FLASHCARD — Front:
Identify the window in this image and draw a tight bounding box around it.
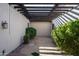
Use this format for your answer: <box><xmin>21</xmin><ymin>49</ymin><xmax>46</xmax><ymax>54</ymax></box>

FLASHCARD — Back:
<box><xmin>64</xmin><ymin>14</ymin><xmax>76</xmax><ymax>21</ymax></box>
<box><xmin>59</xmin><ymin>16</ymin><xmax>67</xmax><ymax>23</ymax></box>
<box><xmin>57</xmin><ymin>18</ymin><xmax>64</xmax><ymax>24</ymax></box>
<box><xmin>67</xmin><ymin>12</ymin><xmax>79</xmax><ymax>18</ymax></box>
<box><xmin>61</xmin><ymin>15</ymin><xmax>71</xmax><ymax>22</ymax></box>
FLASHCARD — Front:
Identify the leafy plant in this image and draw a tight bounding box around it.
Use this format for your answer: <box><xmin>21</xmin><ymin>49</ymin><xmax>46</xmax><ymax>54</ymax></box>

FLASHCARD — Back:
<box><xmin>23</xmin><ymin>35</ymin><xmax>29</xmax><ymax>44</ymax></box>
<box><xmin>25</xmin><ymin>27</ymin><xmax>37</xmax><ymax>39</ymax></box>
<box><xmin>23</xmin><ymin>27</ymin><xmax>37</xmax><ymax>44</ymax></box>
<box><xmin>51</xmin><ymin>20</ymin><xmax>79</xmax><ymax>55</ymax></box>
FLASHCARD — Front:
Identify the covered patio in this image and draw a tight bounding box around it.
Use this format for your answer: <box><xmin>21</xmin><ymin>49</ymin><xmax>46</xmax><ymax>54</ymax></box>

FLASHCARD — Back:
<box><xmin>8</xmin><ymin>37</ymin><xmax>65</xmax><ymax>56</ymax></box>
<box><xmin>0</xmin><ymin>3</ymin><xmax>79</xmax><ymax>56</ymax></box>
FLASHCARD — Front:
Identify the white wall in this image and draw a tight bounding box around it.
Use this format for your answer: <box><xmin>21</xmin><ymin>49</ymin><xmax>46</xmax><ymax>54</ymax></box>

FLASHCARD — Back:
<box><xmin>31</xmin><ymin>22</ymin><xmax>52</xmax><ymax>37</ymax></box>
<box><xmin>0</xmin><ymin>3</ymin><xmax>30</xmax><ymax>55</ymax></box>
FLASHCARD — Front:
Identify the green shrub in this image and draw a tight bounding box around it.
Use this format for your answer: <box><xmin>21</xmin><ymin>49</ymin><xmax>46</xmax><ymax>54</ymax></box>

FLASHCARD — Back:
<box><xmin>23</xmin><ymin>27</ymin><xmax>37</xmax><ymax>44</ymax></box>
<box><xmin>51</xmin><ymin>20</ymin><xmax>79</xmax><ymax>55</ymax></box>
<box><xmin>23</xmin><ymin>35</ymin><xmax>29</xmax><ymax>44</ymax></box>
<box><xmin>25</xmin><ymin>27</ymin><xmax>37</xmax><ymax>39</ymax></box>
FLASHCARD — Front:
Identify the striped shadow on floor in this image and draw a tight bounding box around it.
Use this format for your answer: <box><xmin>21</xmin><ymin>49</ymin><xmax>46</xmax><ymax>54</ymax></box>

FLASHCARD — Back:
<box><xmin>39</xmin><ymin>47</ymin><xmax>65</xmax><ymax>56</ymax></box>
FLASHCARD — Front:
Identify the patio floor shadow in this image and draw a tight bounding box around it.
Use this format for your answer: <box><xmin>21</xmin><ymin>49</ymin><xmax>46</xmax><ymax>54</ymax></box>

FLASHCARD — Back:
<box><xmin>7</xmin><ymin>37</ymin><xmax>66</xmax><ymax>56</ymax></box>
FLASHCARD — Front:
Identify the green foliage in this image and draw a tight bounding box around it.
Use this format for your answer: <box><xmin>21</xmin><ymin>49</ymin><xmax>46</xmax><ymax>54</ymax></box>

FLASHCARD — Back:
<box><xmin>51</xmin><ymin>20</ymin><xmax>79</xmax><ymax>55</ymax></box>
<box><xmin>25</xmin><ymin>27</ymin><xmax>37</xmax><ymax>39</ymax></box>
<box><xmin>23</xmin><ymin>35</ymin><xmax>29</xmax><ymax>44</ymax></box>
<box><xmin>23</xmin><ymin>27</ymin><xmax>37</xmax><ymax>44</ymax></box>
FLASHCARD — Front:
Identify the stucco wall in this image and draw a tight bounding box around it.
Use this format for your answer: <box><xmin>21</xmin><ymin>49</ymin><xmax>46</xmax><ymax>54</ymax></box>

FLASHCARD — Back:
<box><xmin>0</xmin><ymin>3</ymin><xmax>30</xmax><ymax>55</ymax></box>
<box><xmin>30</xmin><ymin>22</ymin><xmax>52</xmax><ymax>37</ymax></box>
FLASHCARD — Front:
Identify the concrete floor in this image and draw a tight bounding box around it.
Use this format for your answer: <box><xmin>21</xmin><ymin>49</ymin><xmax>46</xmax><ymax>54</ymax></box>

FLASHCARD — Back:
<box><xmin>7</xmin><ymin>37</ymin><xmax>65</xmax><ymax>56</ymax></box>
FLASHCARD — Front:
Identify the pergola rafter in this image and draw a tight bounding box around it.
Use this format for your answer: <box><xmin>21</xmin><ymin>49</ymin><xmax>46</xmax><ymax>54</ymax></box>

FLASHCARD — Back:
<box><xmin>9</xmin><ymin>3</ymin><xmax>79</xmax><ymax>22</ymax></box>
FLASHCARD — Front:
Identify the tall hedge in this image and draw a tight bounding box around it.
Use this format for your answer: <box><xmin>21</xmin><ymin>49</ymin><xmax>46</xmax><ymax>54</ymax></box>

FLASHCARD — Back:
<box><xmin>51</xmin><ymin>20</ymin><xmax>79</xmax><ymax>55</ymax></box>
